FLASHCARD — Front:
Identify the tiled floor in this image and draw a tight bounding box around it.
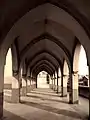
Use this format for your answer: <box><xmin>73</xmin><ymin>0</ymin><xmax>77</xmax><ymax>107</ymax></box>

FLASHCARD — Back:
<box><xmin>3</xmin><ymin>88</ymin><xmax>89</xmax><ymax>120</ymax></box>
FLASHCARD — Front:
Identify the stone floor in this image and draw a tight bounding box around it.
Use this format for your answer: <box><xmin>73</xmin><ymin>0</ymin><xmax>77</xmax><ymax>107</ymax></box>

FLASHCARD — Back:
<box><xmin>3</xmin><ymin>88</ymin><xmax>89</xmax><ymax>120</ymax></box>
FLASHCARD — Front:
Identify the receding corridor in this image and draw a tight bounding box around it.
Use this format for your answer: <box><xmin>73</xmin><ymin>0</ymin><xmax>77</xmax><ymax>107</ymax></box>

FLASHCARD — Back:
<box><xmin>3</xmin><ymin>88</ymin><xmax>88</xmax><ymax>120</ymax></box>
<box><xmin>1</xmin><ymin>1</ymin><xmax>90</xmax><ymax>119</ymax></box>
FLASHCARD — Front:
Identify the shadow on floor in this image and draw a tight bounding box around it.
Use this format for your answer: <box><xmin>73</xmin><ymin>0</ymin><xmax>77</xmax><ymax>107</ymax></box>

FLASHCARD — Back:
<box><xmin>26</xmin><ymin>94</ymin><xmax>68</xmax><ymax>104</ymax></box>
<box><xmin>30</xmin><ymin>91</ymin><xmax>60</xmax><ymax>97</ymax></box>
<box><xmin>33</xmin><ymin>89</ymin><xmax>57</xmax><ymax>93</ymax></box>
<box><xmin>20</xmin><ymin>100</ymin><xmax>83</xmax><ymax>119</ymax></box>
<box><xmin>3</xmin><ymin>109</ymin><xmax>26</xmax><ymax>120</ymax></box>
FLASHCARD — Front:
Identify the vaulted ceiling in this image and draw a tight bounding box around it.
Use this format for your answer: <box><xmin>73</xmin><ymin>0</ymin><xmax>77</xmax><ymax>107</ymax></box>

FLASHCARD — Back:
<box><xmin>1</xmin><ymin>0</ymin><xmax>90</xmax><ymax>76</ymax></box>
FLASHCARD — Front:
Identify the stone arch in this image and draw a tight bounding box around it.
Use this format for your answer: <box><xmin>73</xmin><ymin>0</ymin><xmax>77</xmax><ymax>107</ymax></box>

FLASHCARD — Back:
<box><xmin>31</xmin><ymin>60</ymin><xmax>56</xmax><ymax>73</ymax></box>
<box><xmin>72</xmin><ymin>43</ymin><xmax>89</xmax><ymax>103</ymax></box>
<box><xmin>33</xmin><ymin>63</ymin><xmax>54</xmax><ymax>75</ymax></box>
<box><xmin>33</xmin><ymin>64</ymin><xmax>53</xmax><ymax>76</ymax></box>
<box><xmin>28</xmin><ymin>52</ymin><xmax>59</xmax><ymax>70</ymax></box>
<box><xmin>20</xmin><ymin>33</ymin><xmax>71</xmax><ymax>70</ymax></box>
<box><xmin>27</xmin><ymin>51</ymin><xmax>61</xmax><ymax>71</ymax></box>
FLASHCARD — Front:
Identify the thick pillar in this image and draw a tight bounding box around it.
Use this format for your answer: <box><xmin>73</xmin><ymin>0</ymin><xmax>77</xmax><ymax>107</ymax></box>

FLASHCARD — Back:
<box><xmin>61</xmin><ymin>74</ymin><xmax>68</xmax><ymax>97</ymax></box>
<box><xmin>53</xmin><ymin>77</ymin><xmax>56</xmax><ymax>91</ymax></box>
<box><xmin>36</xmin><ymin>77</ymin><xmax>37</xmax><ymax>88</ymax></box>
<box><xmin>32</xmin><ymin>78</ymin><xmax>36</xmax><ymax>89</ymax></box>
<box><xmin>52</xmin><ymin>78</ymin><xmax>54</xmax><ymax>89</ymax></box>
<box><xmin>27</xmin><ymin>76</ymin><xmax>31</xmax><ymax>93</ymax></box>
<box><xmin>0</xmin><ymin>69</ymin><xmax>4</xmax><ymax>119</ymax></box>
<box><xmin>89</xmin><ymin>66</ymin><xmax>90</xmax><ymax>119</ymax></box>
<box><xmin>58</xmin><ymin>76</ymin><xmax>61</xmax><ymax>93</ymax></box>
<box><xmin>57</xmin><ymin>73</ymin><xmax>59</xmax><ymax>93</ymax></box>
<box><xmin>54</xmin><ymin>79</ymin><xmax>57</xmax><ymax>91</ymax></box>
<box><xmin>72</xmin><ymin>71</ymin><xmax>78</xmax><ymax>103</ymax></box>
<box><xmin>55</xmin><ymin>72</ymin><xmax>57</xmax><ymax>91</ymax></box>
<box><xmin>21</xmin><ymin>75</ymin><xmax>27</xmax><ymax>96</ymax></box>
<box><xmin>30</xmin><ymin>77</ymin><xmax>33</xmax><ymax>90</ymax></box>
<box><xmin>69</xmin><ymin>71</ymin><xmax>78</xmax><ymax>104</ymax></box>
<box><xmin>52</xmin><ymin>74</ymin><xmax>55</xmax><ymax>90</ymax></box>
<box><xmin>0</xmin><ymin>92</ymin><xmax>3</xmax><ymax>119</ymax></box>
<box><xmin>49</xmin><ymin>76</ymin><xmax>52</xmax><ymax>89</ymax></box>
<box><xmin>12</xmin><ymin>71</ymin><xmax>20</xmax><ymax>103</ymax></box>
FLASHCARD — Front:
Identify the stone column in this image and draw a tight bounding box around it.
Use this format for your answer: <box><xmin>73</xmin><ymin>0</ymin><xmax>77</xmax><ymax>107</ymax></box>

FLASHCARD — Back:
<box><xmin>33</xmin><ymin>78</ymin><xmax>36</xmax><ymax>89</ymax></box>
<box><xmin>61</xmin><ymin>73</ymin><xmax>68</xmax><ymax>97</ymax></box>
<box><xmin>52</xmin><ymin>78</ymin><xmax>54</xmax><ymax>89</ymax></box>
<box><xmin>72</xmin><ymin>71</ymin><xmax>78</xmax><ymax>103</ymax></box>
<box><xmin>0</xmin><ymin>92</ymin><xmax>3</xmax><ymax>119</ymax></box>
<box><xmin>35</xmin><ymin>78</ymin><xmax>37</xmax><ymax>88</ymax></box>
<box><xmin>32</xmin><ymin>78</ymin><xmax>34</xmax><ymax>89</ymax></box>
<box><xmin>55</xmin><ymin>72</ymin><xmax>57</xmax><ymax>91</ymax></box>
<box><xmin>21</xmin><ymin>74</ymin><xmax>27</xmax><ymax>96</ymax></box>
<box><xmin>57</xmin><ymin>73</ymin><xmax>59</xmax><ymax>93</ymax></box>
<box><xmin>27</xmin><ymin>76</ymin><xmax>31</xmax><ymax>93</ymax></box>
<box><xmin>89</xmin><ymin>66</ymin><xmax>90</xmax><ymax>119</ymax></box>
<box><xmin>52</xmin><ymin>74</ymin><xmax>55</xmax><ymax>90</ymax></box>
<box><xmin>58</xmin><ymin>76</ymin><xmax>61</xmax><ymax>93</ymax></box>
<box><xmin>12</xmin><ymin>70</ymin><xmax>20</xmax><ymax>103</ymax></box>
<box><xmin>0</xmin><ymin>66</ymin><xmax>4</xmax><ymax>119</ymax></box>
<box><xmin>49</xmin><ymin>76</ymin><xmax>52</xmax><ymax>89</ymax></box>
<box><xmin>69</xmin><ymin>71</ymin><xmax>78</xmax><ymax>104</ymax></box>
<box><xmin>53</xmin><ymin>76</ymin><xmax>55</xmax><ymax>91</ymax></box>
<box><xmin>54</xmin><ymin>78</ymin><xmax>57</xmax><ymax>91</ymax></box>
<box><xmin>30</xmin><ymin>77</ymin><xmax>33</xmax><ymax>90</ymax></box>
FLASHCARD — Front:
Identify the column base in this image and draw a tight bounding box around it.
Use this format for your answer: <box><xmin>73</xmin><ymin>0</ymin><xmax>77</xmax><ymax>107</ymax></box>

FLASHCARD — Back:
<box><xmin>55</xmin><ymin>85</ymin><xmax>57</xmax><ymax>91</ymax></box>
<box><xmin>61</xmin><ymin>87</ymin><xmax>67</xmax><ymax>97</ymax></box>
<box><xmin>11</xmin><ymin>89</ymin><xmax>20</xmax><ymax>103</ymax></box>
<box><xmin>69</xmin><ymin>100</ymin><xmax>79</xmax><ymax>104</ymax></box>
<box><xmin>27</xmin><ymin>86</ymin><xmax>30</xmax><ymax>93</ymax></box>
<box><xmin>69</xmin><ymin>89</ymin><xmax>78</xmax><ymax>104</ymax></box>
<box><xmin>49</xmin><ymin>84</ymin><xmax>52</xmax><ymax>89</ymax></box>
<box><xmin>21</xmin><ymin>87</ymin><xmax>27</xmax><ymax>96</ymax></box>
<box><xmin>57</xmin><ymin>86</ymin><xmax>61</xmax><ymax>93</ymax></box>
<box><xmin>52</xmin><ymin>85</ymin><xmax>55</xmax><ymax>90</ymax></box>
<box><xmin>29</xmin><ymin>84</ymin><xmax>36</xmax><ymax>91</ymax></box>
<box><xmin>0</xmin><ymin>92</ymin><xmax>3</xmax><ymax>119</ymax></box>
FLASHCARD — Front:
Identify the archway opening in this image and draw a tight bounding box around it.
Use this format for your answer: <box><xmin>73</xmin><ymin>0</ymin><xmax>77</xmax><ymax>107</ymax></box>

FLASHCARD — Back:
<box><xmin>63</xmin><ymin>60</ymin><xmax>69</xmax><ymax>97</ymax></box>
<box><xmin>73</xmin><ymin>44</ymin><xmax>89</xmax><ymax>115</ymax></box>
<box><xmin>37</xmin><ymin>71</ymin><xmax>49</xmax><ymax>88</ymax></box>
<box><xmin>4</xmin><ymin>48</ymin><xmax>12</xmax><ymax>102</ymax></box>
<box><xmin>78</xmin><ymin>45</ymin><xmax>89</xmax><ymax>87</ymax></box>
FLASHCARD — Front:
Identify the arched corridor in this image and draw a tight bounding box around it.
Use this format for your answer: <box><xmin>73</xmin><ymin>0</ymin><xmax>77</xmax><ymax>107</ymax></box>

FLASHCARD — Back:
<box><xmin>0</xmin><ymin>1</ymin><xmax>90</xmax><ymax>120</ymax></box>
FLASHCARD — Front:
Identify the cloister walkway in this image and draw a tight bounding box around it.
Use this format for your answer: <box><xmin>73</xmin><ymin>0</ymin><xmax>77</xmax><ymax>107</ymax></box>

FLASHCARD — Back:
<box><xmin>3</xmin><ymin>88</ymin><xmax>89</xmax><ymax>120</ymax></box>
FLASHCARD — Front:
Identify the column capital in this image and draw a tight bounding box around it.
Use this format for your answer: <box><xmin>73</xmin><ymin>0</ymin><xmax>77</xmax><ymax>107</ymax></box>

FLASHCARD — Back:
<box><xmin>73</xmin><ymin>71</ymin><xmax>78</xmax><ymax>75</ymax></box>
<box><xmin>22</xmin><ymin>74</ymin><xmax>27</xmax><ymax>78</ymax></box>
<box><xmin>27</xmin><ymin>76</ymin><xmax>30</xmax><ymax>78</ymax></box>
<box><xmin>63</xmin><ymin>74</ymin><xmax>68</xmax><ymax>77</ymax></box>
<box><xmin>13</xmin><ymin>70</ymin><xmax>19</xmax><ymax>76</ymax></box>
<box><xmin>58</xmin><ymin>76</ymin><xmax>61</xmax><ymax>78</ymax></box>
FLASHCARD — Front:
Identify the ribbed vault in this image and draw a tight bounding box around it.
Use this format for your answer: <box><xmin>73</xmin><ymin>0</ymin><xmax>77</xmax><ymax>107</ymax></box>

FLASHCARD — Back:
<box><xmin>31</xmin><ymin>60</ymin><xmax>56</xmax><ymax>73</ymax></box>
<box><xmin>1</xmin><ymin>2</ymin><xmax>90</xmax><ymax>77</ymax></box>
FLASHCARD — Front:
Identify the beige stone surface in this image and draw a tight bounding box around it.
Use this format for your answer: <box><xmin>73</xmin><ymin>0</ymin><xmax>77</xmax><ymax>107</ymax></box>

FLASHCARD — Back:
<box><xmin>3</xmin><ymin>88</ymin><xmax>89</xmax><ymax>120</ymax></box>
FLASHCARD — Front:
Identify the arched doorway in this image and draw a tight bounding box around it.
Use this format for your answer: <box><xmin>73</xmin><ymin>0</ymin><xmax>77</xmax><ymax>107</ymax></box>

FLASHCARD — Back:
<box><xmin>4</xmin><ymin>48</ymin><xmax>12</xmax><ymax>102</ymax></box>
<box><xmin>37</xmin><ymin>71</ymin><xmax>49</xmax><ymax>88</ymax></box>
<box><xmin>73</xmin><ymin>44</ymin><xmax>89</xmax><ymax>104</ymax></box>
